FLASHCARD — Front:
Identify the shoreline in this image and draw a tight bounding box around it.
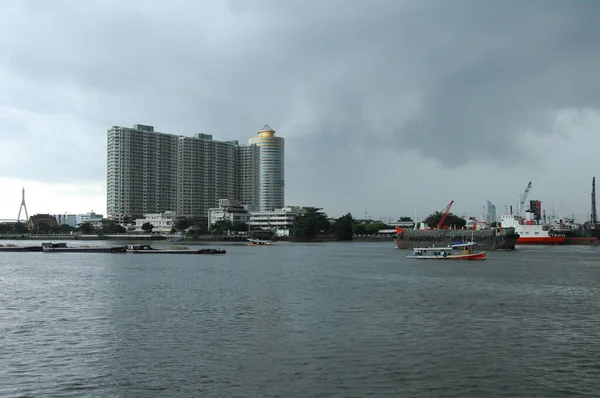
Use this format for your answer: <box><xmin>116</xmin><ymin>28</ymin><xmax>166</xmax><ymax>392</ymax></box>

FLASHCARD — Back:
<box><xmin>0</xmin><ymin>234</ymin><xmax>396</xmax><ymax>243</ymax></box>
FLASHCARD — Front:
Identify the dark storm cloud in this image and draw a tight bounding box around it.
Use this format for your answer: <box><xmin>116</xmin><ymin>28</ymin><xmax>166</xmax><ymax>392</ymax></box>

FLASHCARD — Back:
<box><xmin>0</xmin><ymin>0</ymin><xmax>599</xmax><ymax>182</ymax></box>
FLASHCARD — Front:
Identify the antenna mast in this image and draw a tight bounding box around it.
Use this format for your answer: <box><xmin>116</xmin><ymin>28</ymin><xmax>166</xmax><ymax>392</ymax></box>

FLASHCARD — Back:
<box><xmin>591</xmin><ymin>176</ymin><xmax>597</xmax><ymax>228</ymax></box>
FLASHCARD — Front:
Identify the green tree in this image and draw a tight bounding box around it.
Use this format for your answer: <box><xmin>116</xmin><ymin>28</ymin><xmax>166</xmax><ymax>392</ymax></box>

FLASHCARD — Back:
<box><xmin>230</xmin><ymin>222</ymin><xmax>248</xmax><ymax>232</ymax></box>
<box><xmin>174</xmin><ymin>217</ymin><xmax>193</xmax><ymax>231</ymax></box>
<box><xmin>79</xmin><ymin>222</ymin><xmax>94</xmax><ymax>234</ymax></box>
<box><xmin>293</xmin><ymin>207</ymin><xmax>330</xmax><ymax>241</ymax></box>
<box><xmin>211</xmin><ymin>219</ymin><xmax>233</xmax><ymax>235</ymax></box>
<box><xmin>141</xmin><ymin>222</ymin><xmax>154</xmax><ymax>233</ymax></box>
<box><xmin>34</xmin><ymin>222</ymin><xmax>51</xmax><ymax>234</ymax></box>
<box><xmin>14</xmin><ymin>222</ymin><xmax>29</xmax><ymax>234</ymax></box>
<box><xmin>364</xmin><ymin>221</ymin><xmax>390</xmax><ymax>234</ymax></box>
<box><xmin>0</xmin><ymin>223</ymin><xmax>11</xmax><ymax>234</ymax></box>
<box><xmin>334</xmin><ymin>213</ymin><xmax>354</xmax><ymax>241</ymax></box>
<box><xmin>59</xmin><ymin>224</ymin><xmax>75</xmax><ymax>234</ymax></box>
<box><xmin>352</xmin><ymin>222</ymin><xmax>367</xmax><ymax>235</ymax></box>
<box><xmin>423</xmin><ymin>211</ymin><xmax>466</xmax><ymax>229</ymax></box>
<box><xmin>102</xmin><ymin>222</ymin><xmax>126</xmax><ymax>234</ymax></box>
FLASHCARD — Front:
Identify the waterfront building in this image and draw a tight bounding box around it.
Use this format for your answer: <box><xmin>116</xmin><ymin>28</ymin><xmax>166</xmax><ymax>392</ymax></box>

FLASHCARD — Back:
<box><xmin>27</xmin><ymin>214</ymin><xmax>58</xmax><ymax>230</ymax></box>
<box><xmin>76</xmin><ymin>211</ymin><xmax>104</xmax><ymax>226</ymax></box>
<box><xmin>207</xmin><ymin>199</ymin><xmax>250</xmax><ymax>229</ymax></box>
<box><xmin>107</xmin><ymin>124</ymin><xmax>178</xmax><ymax>223</ymax></box>
<box><xmin>249</xmin><ymin>125</ymin><xmax>285</xmax><ymax>211</ymax></box>
<box><xmin>134</xmin><ymin>211</ymin><xmax>177</xmax><ymax>234</ymax></box>
<box><xmin>107</xmin><ymin>124</ymin><xmax>285</xmax><ymax>222</ymax></box>
<box><xmin>248</xmin><ymin>206</ymin><xmax>302</xmax><ymax>237</ymax></box>
<box><xmin>176</xmin><ymin>134</ymin><xmax>235</xmax><ymax>219</ymax></box>
<box><xmin>234</xmin><ymin>142</ymin><xmax>260</xmax><ymax>212</ymax></box>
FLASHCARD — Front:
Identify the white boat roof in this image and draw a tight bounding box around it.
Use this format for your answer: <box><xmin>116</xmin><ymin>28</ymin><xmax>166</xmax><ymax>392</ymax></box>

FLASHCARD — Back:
<box><xmin>413</xmin><ymin>242</ymin><xmax>478</xmax><ymax>250</ymax></box>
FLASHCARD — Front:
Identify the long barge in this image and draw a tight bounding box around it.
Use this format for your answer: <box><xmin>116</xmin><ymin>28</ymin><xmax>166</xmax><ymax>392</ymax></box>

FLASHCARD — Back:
<box><xmin>1</xmin><ymin>243</ymin><xmax>226</xmax><ymax>254</ymax></box>
<box><xmin>0</xmin><ymin>245</ymin><xmax>43</xmax><ymax>252</ymax></box>
<box><xmin>125</xmin><ymin>244</ymin><xmax>226</xmax><ymax>254</ymax></box>
<box><xmin>42</xmin><ymin>243</ymin><xmax>126</xmax><ymax>253</ymax></box>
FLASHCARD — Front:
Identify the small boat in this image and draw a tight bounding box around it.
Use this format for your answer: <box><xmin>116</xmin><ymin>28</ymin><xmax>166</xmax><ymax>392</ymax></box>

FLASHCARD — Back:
<box><xmin>124</xmin><ymin>244</ymin><xmax>226</xmax><ymax>254</ymax></box>
<box><xmin>42</xmin><ymin>242</ymin><xmax>126</xmax><ymax>253</ymax></box>
<box><xmin>406</xmin><ymin>241</ymin><xmax>486</xmax><ymax>260</ymax></box>
<box><xmin>247</xmin><ymin>238</ymin><xmax>272</xmax><ymax>247</ymax></box>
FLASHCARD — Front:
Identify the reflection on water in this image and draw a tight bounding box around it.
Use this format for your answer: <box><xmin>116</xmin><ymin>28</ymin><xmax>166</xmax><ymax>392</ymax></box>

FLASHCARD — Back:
<box><xmin>1</xmin><ymin>241</ymin><xmax>600</xmax><ymax>397</ymax></box>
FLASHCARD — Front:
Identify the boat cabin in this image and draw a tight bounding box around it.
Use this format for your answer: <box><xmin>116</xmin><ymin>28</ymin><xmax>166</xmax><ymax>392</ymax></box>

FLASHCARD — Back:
<box><xmin>126</xmin><ymin>244</ymin><xmax>154</xmax><ymax>250</ymax></box>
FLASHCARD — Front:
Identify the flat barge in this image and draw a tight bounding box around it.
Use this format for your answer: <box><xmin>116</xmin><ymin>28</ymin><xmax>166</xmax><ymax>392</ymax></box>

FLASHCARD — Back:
<box><xmin>0</xmin><ymin>245</ymin><xmax>43</xmax><ymax>252</ymax></box>
<box><xmin>42</xmin><ymin>243</ymin><xmax>126</xmax><ymax>253</ymax></box>
<box><xmin>125</xmin><ymin>244</ymin><xmax>226</xmax><ymax>254</ymax></box>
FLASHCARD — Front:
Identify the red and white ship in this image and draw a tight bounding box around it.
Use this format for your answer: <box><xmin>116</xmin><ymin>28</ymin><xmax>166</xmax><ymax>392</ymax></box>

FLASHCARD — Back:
<box><xmin>499</xmin><ymin>181</ymin><xmax>565</xmax><ymax>245</ymax></box>
<box><xmin>500</xmin><ymin>213</ymin><xmax>565</xmax><ymax>245</ymax></box>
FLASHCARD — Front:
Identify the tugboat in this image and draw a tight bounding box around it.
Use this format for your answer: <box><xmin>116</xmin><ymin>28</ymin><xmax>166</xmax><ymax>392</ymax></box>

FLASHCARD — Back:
<box><xmin>406</xmin><ymin>241</ymin><xmax>486</xmax><ymax>260</ymax></box>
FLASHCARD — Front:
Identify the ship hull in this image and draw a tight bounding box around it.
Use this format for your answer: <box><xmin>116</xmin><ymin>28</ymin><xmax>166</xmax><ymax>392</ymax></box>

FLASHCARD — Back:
<box><xmin>395</xmin><ymin>230</ymin><xmax>518</xmax><ymax>250</ymax></box>
<box><xmin>515</xmin><ymin>236</ymin><xmax>565</xmax><ymax>245</ymax></box>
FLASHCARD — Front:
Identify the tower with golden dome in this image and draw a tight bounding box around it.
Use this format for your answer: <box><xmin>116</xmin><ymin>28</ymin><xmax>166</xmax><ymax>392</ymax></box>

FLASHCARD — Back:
<box><xmin>249</xmin><ymin>125</ymin><xmax>285</xmax><ymax>211</ymax></box>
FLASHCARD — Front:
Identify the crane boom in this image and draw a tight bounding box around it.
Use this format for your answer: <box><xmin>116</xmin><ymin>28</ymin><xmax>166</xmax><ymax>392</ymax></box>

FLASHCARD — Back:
<box><xmin>437</xmin><ymin>200</ymin><xmax>454</xmax><ymax>229</ymax></box>
<box><xmin>519</xmin><ymin>182</ymin><xmax>532</xmax><ymax>215</ymax></box>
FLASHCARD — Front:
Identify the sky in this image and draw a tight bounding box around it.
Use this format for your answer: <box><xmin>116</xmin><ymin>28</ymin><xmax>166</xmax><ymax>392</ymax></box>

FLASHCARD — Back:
<box><xmin>1</xmin><ymin>0</ymin><xmax>600</xmax><ymax>222</ymax></box>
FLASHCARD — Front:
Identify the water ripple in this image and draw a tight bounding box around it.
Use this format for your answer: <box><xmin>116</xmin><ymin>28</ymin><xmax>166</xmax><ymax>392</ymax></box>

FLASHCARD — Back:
<box><xmin>1</xmin><ymin>242</ymin><xmax>600</xmax><ymax>397</ymax></box>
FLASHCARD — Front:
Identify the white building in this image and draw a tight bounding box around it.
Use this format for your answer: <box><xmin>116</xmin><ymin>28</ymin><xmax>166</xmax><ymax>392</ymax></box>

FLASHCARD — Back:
<box><xmin>54</xmin><ymin>214</ymin><xmax>77</xmax><ymax>227</ymax></box>
<box><xmin>76</xmin><ymin>211</ymin><xmax>103</xmax><ymax>226</ymax></box>
<box><xmin>135</xmin><ymin>211</ymin><xmax>177</xmax><ymax>234</ymax></box>
<box><xmin>248</xmin><ymin>206</ymin><xmax>302</xmax><ymax>237</ymax></box>
<box><xmin>207</xmin><ymin>199</ymin><xmax>250</xmax><ymax>229</ymax></box>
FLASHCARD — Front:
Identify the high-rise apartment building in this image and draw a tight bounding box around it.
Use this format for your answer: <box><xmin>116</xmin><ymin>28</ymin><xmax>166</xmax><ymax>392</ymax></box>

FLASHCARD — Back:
<box><xmin>177</xmin><ymin>134</ymin><xmax>235</xmax><ymax>219</ymax></box>
<box><xmin>107</xmin><ymin>124</ymin><xmax>178</xmax><ymax>223</ymax></box>
<box><xmin>107</xmin><ymin>124</ymin><xmax>285</xmax><ymax>221</ymax></box>
<box><xmin>234</xmin><ymin>142</ymin><xmax>260</xmax><ymax>211</ymax></box>
<box><xmin>249</xmin><ymin>125</ymin><xmax>285</xmax><ymax>211</ymax></box>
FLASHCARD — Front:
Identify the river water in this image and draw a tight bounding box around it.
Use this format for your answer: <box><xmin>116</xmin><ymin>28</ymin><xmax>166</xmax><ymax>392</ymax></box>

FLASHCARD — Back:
<box><xmin>1</xmin><ymin>241</ymin><xmax>599</xmax><ymax>397</ymax></box>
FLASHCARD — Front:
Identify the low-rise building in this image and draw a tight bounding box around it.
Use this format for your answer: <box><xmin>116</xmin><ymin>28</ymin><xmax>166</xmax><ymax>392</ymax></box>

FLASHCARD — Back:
<box><xmin>207</xmin><ymin>199</ymin><xmax>250</xmax><ymax>229</ymax></box>
<box><xmin>76</xmin><ymin>211</ymin><xmax>104</xmax><ymax>226</ymax></box>
<box><xmin>248</xmin><ymin>206</ymin><xmax>303</xmax><ymax>237</ymax></box>
<box><xmin>134</xmin><ymin>211</ymin><xmax>177</xmax><ymax>234</ymax></box>
<box><xmin>28</xmin><ymin>214</ymin><xmax>58</xmax><ymax>230</ymax></box>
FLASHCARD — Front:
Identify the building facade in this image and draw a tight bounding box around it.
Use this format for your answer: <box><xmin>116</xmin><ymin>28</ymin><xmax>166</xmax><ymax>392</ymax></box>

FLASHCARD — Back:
<box><xmin>207</xmin><ymin>199</ymin><xmax>250</xmax><ymax>228</ymax></box>
<box><xmin>249</xmin><ymin>125</ymin><xmax>285</xmax><ymax>211</ymax></box>
<box><xmin>134</xmin><ymin>211</ymin><xmax>177</xmax><ymax>233</ymax></box>
<box><xmin>107</xmin><ymin>124</ymin><xmax>178</xmax><ymax>223</ymax></box>
<box><xmin>234</xmin><ymin>142</ymin><xmax>260</xmax><ymax>211</ymax></box>
<box><xmin>107</xmin><ymin>124</ymin><xmax>285</xmax><ymax>221</ymax></box>
<box><xmin>177</xmin><ymin>134</ymin><xmax>236</xmax><ymax>219</ymax></box>
<box><xmin>248</xmin><ymin>206</ymin><xmax>302</xmax><ymax>237</ymax></box>
<box><xmin>76</xmin><ymin>211</ymin><xmax>104</xmax><ymax>226</ymax></box>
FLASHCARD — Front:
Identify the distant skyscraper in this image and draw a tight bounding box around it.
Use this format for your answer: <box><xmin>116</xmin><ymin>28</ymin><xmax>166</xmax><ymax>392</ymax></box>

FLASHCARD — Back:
<box><xmin>486</xmin><ymin>200</ymin><xmax>497</xmax><ymax>224</ymax></box>
<box><xmin>249</xmin><ymin>125</ymin><xmax>285</xmax><ymax>211</ymax></box>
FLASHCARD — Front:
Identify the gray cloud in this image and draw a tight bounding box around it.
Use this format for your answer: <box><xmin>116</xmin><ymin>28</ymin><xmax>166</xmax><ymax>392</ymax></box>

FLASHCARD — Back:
<box><xmin>1</xmin><ymin>0</ymin><xmax>599</xmax><ymax>216</ymax></box>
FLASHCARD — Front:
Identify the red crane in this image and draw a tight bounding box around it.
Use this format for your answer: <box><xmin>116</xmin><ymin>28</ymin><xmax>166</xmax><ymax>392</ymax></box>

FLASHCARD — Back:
<box><xmin>437</xmin><ymin>200</ymin><xmax>455</xmax><ymax>229</ymax></box>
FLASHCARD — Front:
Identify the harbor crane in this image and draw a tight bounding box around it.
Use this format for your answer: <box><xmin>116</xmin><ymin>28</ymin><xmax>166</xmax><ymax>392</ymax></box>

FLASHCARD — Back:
<box><xmin>437</xmin><ymin>200</ymin><xmax>455</xmax><ymax>229</ymax></box>
<box><xmin>518</xmin><ymin>182</ymin><xmax>532</xmax><ymax>216</ymax></box>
